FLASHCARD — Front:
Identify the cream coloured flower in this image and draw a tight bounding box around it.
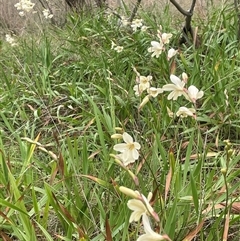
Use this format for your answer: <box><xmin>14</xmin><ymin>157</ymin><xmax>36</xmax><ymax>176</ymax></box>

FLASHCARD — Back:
<box><xmin>120</xmin><ymin>16</ymin><xmax>129</xmax><ymax>27</ymax></box>
<box><xmin>111</xmin><ymin>41</ymin><xmax>116</xmax><ymax>49</ymax></box>
<box><xmin>127</xmin><ymin>192</ymin><xmax>153</xmax><ymax>222</ymax></box>
<box><xmin>148</xmin><ymin>41</ymin><xmax>164</xmax><ymax>58</ymax></box>
<box><xmin>131</xmin><ymin>19</ymin><xmax>143</xmax><ymax>31</ymax></box>
<box><xmin>139</xmin><ymin>75</ymin><xmax>152</xmax><ymax>88</ymax></box>
<box><xmin>133</xmin><ymin>75</ymin><xmax>152</xmax><ymax>96</ymax></box>
<box><xmin>137</xmin><ymin>214</ymin><xmax>166</xmax><ymax>241</ymax></box>
<box><xmin>157</xmin><ymin>28</ymin><xmax>172</xmax><ymax>44</ymax></box>
<box><xmin>114</xmin><ymin>46</ymin><xmax>123</xmax><ymax>53</ymax></box>
<box><xmin>147</xmin><ymin>87</ymin><xmax>163</xmax><ymax>98</ymax></box>
<box><xmin>162</xmin><ymin>75</ymin><xmax>187</xmax><ymax>100</ymax></box>
<box><xmin>14</xmin><ymin>0</ymin><xmax>35</xmax><ymax>12</ymax></box>
<box><xmin>161</xmin><ymin>33</ymin><xmax>173</xmax><ymax>44</ymax></box>
<box><xmin>42</xmin><ymin>9</ymin><xmax>53</xmax><ymax>19</ymax></box>
<box><xmin>5</xmin><ymin>34</ymin><xmax>17</xmax><ymax>46</ymax></box>
<box><xmin>167</xmin><ymin>48</ymin><xmax>178</xmax><ymax>60</ymax></box>
<box><xmin>141</xmin><ymin>25</ymin><xmax>149</xmax><ymax>32</ymax></box>
<box><xmin>186</xmin><ymin>85</ymin><xmax>204</xmax><ymax>103</ymax></box>
<box><xmin>133</xmin><ymin>84</ymin><xmax>143</xmax><ymax>96</ymax></box>
<box><xmin>113</xmin><ymin>132</ymin><xmax>141</xmax><ymax>166</ymax></box>
<box><xmin>19</xmin><ymin>11</ymin><xmax>25</xmax><ymax>16</ymax></box>
<box><xmin>111</xmin><ymin>41</ymin><xmax>123</xmax><ymax>53</ymax></box>
<box><xmin>176</xmin><ymin>107</ymin><xmax>196</xmax><ymax>118</ymax></box>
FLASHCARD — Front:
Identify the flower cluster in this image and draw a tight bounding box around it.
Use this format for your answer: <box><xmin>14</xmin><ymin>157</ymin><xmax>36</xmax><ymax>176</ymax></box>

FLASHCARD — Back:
<box><xmin>148</xmin><ymin>26</ymin><xmax>177</xmax><ymax>60</ymax></box>
<box><xmin>135</xmin><ymin>71</ymin><xmax>204</xmax><ymax>118</ymax></box>
<box><xmin>110</xmin><ymin>23</ymin><xmax>205</xmax><ymax>241</ymax></box>
<box><xmin>5</xmin><ymin>34</ymin><xmax>17</xmax><ymax>47</ymax></box>
<box><xmin>119</xmin><ymin>186</ymin><xmax>171</xmax><ymax>241</ymax></box>
<box><xmin>14</xmin><ymin>0</ymin><xmax>35</xmax><ymax>16</ymax></box>
<box><xmin>131</xmin><ymin>19</ymin><xmax>143</xmax><ymax>31</ymax></box>
<box><xmin>118</xmin><ymin>16</ymin><xmax>148</xmax><ymax>32</ymax></box>
<box><xmin>120</xmin><ymin>16</ymin><xmax>129</xmax><ymax>27</ymax></box>
<box><xmin>132</xmin><ymin>68</ymin><xmax>163</xmax><ymax>110</ymax></box>
<box><xmin>42</xmin><ymin>9</ymin><xmax>53</xmax><ymax>19</ymax></box>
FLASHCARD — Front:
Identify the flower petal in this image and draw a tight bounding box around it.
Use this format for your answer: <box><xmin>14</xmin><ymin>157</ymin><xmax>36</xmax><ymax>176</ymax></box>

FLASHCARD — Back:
<box><xmin>129</xmin><ymin>210</ymin><xmax>143</xmax><ymax>222</ymax></box>
<box><xmin>170</xmin><ymin>74</ymin><xmax>182</xmax><ymax>86</ymax></box>
<box><xmin>123</xmin><ymin>132</ymin><xmax>133</xmax><ymax>143</ymax></box>
<box><xmin>131</xmin><ymin>149</ymin><xmax>140</xmax><ymax>160</ymax></box>
<box><xmin>113</xmin><ymin>143</ymin><xmax>127</xmax><ymax>152</ymax></box>
<box><xmin>134</xmin><ymin>142</ymin><xmax>141</xmax><ymax>150</ymax></box>
<box><xmin>127</xmin><ymin>199</ymin><xmax>145</xmax><ymax>211</ymax></box>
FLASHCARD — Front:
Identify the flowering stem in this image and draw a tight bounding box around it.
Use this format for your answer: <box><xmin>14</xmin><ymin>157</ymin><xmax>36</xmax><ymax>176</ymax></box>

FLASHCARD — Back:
<box><xmin>221</xmin><ymin>140</ymin><xmax>232</xmax><ymax>240</ymax></box>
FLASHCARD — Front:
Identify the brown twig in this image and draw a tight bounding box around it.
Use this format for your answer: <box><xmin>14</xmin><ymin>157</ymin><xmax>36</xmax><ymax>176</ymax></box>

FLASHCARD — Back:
<box><xmin>170</xmin><ymin>0</ymin><xmax>197</xmax><ymax>45</ymax></box>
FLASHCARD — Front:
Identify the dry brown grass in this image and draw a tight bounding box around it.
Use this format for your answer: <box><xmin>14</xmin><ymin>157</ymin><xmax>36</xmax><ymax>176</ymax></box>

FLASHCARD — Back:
<box><xmin>0</xmin><ymin>0</ymin><xmax>227</xmax><ymax>35</ymax></box>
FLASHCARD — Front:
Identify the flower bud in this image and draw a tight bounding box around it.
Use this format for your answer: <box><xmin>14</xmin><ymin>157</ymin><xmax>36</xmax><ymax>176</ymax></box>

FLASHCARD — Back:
<box><xmin>111</xmin><ymin>134</ymin><xmax>123</xmax><ymax>139</ymax></box>
<box><xmin>115</xmin><ymin>127</ymin><xmax>123</xmax><ymax>132</ymax></box>
<box><xmin>138</xmin><ymin>95</ymin><xmax>150</xmax><ymax>110</ymax></box>
<box><xmin>119</xmin><ymin>186</ymin><xmax>140</xmax><ymax>199</ymax></box>
<box><xmin>221</xmin><ymin>168</ymin><xmax>227</xmax><ymax>175</ymax></box>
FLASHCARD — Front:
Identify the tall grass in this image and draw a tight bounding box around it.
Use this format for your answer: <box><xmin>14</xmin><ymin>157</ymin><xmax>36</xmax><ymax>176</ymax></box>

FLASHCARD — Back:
<box><xmin>0</xmin><ymin>1</ymin><xmax>240</xmax><ymax>240</ymax></box>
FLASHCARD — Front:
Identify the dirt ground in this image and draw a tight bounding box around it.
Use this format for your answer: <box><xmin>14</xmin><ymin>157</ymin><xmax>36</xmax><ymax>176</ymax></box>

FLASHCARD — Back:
<box><xmin>0</xmin><ymin>0</ymin><xmax>228</xmax><ymax>34</ymax></box>
<box><xmin>108</xmin><ymin>0</ymin><xmax>227</xmax><ymax>16</ymax></box>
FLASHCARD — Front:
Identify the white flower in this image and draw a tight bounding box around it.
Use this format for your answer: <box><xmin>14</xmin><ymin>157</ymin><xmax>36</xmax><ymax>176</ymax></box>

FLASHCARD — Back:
<box><xmin>133</xmin><ymin>84</ymin><xmax>142</xmax><ymax>96</ymax></box>
<box><xmin>147</xmin><ymin>87</ymin><xmax>163</xmax><ymax>98</ymax></box>
<box><xmin>120</xmin><ymin>16</ymin><xmax>129</xmax><ymax>27</ymax></box>
<box><xmin>111</xmin><ymin>41</ymin><xmax>116</xmax><ymax>49</ymax></box>
<box><xmin>113</xmin><ymin>132</ymin><xmax>141</xmax><ymax>166</ymax></box>
<box><xmin>131</xmin><ymin>19</ymin><xmax>143</xmax><ymax>31</ymax></box>
<box><xmin>5</xmin><ymin>34</ymin><xmax>17</xmax><ymax>46</ymax></box>
<box><xmin>167</xmin><ymin>48</ymin><xmax>178</xmax><ymax>60</ymax></box>
<box><xmin>157</xmin><ymin>29</ymin><xmax>172</xmax><ymax>44</ymax></box>
<box><xmin>111</xmin><ymin>41</ymin><xmax>123</xmax><ymax>52</ymax></box>
<box><xmin>139</xmin><ymin>75</ymin><xmax>152</xmax><ymax>88</ymax></box>
<box><xmin>176</xmin><ymin>107</ymin><xmax>196</xmax><ymax>118</ymax></box>
<box><xmin>137</xmin><ymin>214</ymin><xmax>165</xmax><ymax>241</ymax></box>
<box><xmin>161</xmin><ymin>33</ymin><xmax>172</xmax><ymax>44</ymax></box>
<box><xmin>148</xmin><ymin>41</ymin><xmax>164</xmax><ymax>58</ymax></box>
<box><xmin>162</xmin><ymin>75</ymin><xmax>187</xmax><ymax>100</ymax></box>
<box><xmin>133</xmin><ymin>75</ymin><xmax>152</xmax><ymax>96</ymax></box>
<box><xmin>186</xmin><ymin>85</ymin><xmax>204</xmax><ymax>103</ymax></box>
<box><xmin>141</xmin><ymin>25</ymin><xmax>148</xmax><ymax>32</ymax></box>
<box><xmin>128</xmin><ymin>192</ymin><xmax>154</xmax><ymax>222</ymax></box>
<box><xmin>14</xmin><ymin>0</ymin><xmax>35</xmax><ymax>12</ymax></box>
<box><xmin>19</xmin><ymin>11</ymin><xmax>25</xmax><ymax>16</ymax></box>
<box><xmin>113</xmin><ymin>46</ymin><xmax>123</xmax><ymax>53</ymax></box>
<box><xmin>42</xmin><ymin>9</ymin><xmax>53</xmax><ymax>19</ymax></box>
